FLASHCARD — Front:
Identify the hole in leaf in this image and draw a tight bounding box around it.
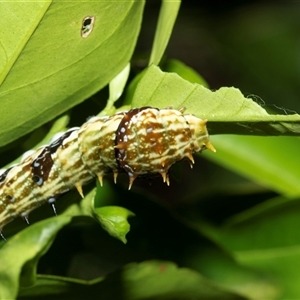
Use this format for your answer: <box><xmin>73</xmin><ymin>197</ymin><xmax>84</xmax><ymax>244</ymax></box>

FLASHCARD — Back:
<box><xmin>81</xmin><ymin>16</ymin><xmax>95</xmax><ymax>38</ymax></box>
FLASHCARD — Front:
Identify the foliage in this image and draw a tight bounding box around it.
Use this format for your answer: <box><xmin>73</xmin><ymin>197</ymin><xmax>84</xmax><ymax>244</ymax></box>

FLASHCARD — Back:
<box><xmin>0</xmin><ymin>1</ymin><xmax>299</xmax><ymax>299</ymax></box>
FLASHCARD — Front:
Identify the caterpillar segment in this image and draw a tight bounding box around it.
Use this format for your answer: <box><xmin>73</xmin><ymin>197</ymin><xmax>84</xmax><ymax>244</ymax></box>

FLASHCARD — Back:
<box><xmin>0</xmin><ymin>107</ymin><xmax>215</xmax><ymax>239</ymax></box>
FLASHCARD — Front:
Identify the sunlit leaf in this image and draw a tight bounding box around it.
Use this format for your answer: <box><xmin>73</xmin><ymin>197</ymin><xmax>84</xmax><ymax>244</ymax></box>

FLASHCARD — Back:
<box><xmin>0</xmin><ymin>1</ymin><xmax>144</xmax><ymax>147</ymax></box>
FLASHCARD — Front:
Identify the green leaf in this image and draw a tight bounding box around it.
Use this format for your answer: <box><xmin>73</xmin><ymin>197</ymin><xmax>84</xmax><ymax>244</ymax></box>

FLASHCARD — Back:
<box><xmin>51</xmin><ymin>183</ymin><xmax>134</xmax><ymax>244</ymax></box>
<box><xmin>19</xmin><ymin>261</ymin><xmax>247</xmax><ymax>300</ymax></box>
<box><xmin>130</xmin><ymin>65</ymin><xmax>300</xmax><ymax>136</ymax></box>
<box><xmin>0</xmin><ymin>0</ymin><xmax>144</xmax><ymax>147</ymax></box>
<box><xmin>0</xmin><ymin>216</ymin><xmax>72</xmax><ymax>300</ymax></box>
<box><xmin>185</xmin><ymin>245</ymin><xmax>281</xmax><ymax>300</ymax></box>
<box><xmin>121</xmin><ymin>260</ymin><xmax>247</xmax><ymax>300</ymax></box>
<box><xmin>239</xmin><ymin>247</ymin><xmax>300</xmax><ymax>300</ymax></box>
<box><xmin>0</xmin><ymin>187</ymin><xmax>106</xmax><ymax>298</ymax></box>
<box><xmin>100</xmin><ymin>63</ymin><xmax>131</xmax><ymax>116</ymax></box>
<box><xmin>162</xmin><ymin>59</ymin><xmax>209</xmax><ymax>86</ymax></box>
<box><xmin>149</xmin><ymin>0</ymin><xmax>181</xmax><ymax>65</ymax></box>
<box><xmin>93</xmin><ymin>206</ymin><xmax>134</xmax><ymax>244</ymax></box>
<box><xmin>205</xmin><ymin>135</ymin><xmax>300</xmax><ymax>197</ymax></box>
<box><xmin>210</xmin><ymin>197</ymin><xmax>300</xmax><ymax>299</ymax></box>
<box><xmin>0</xmin><ymin>2</ymin><xmax>51</xmax><ymax>83</ymax></box>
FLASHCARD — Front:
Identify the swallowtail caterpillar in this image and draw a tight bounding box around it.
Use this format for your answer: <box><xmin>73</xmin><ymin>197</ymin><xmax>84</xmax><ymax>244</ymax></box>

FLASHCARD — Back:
<box><xmin>0</xmin><ymin>107</ymin><xmax>215</xmax><ymax>240</ymax></box>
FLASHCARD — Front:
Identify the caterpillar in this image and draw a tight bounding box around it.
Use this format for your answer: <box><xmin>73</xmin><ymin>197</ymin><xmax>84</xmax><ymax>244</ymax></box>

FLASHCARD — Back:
<box><xmin>0</xmin><ymin>107</ymin><xmax>215</xmax><ymax>240</ymax></box>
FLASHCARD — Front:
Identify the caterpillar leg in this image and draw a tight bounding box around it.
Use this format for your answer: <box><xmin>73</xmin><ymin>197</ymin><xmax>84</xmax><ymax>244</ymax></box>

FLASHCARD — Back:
<box><xmin>0</xmin><ymin>231</ymin><xmax>6</xmax><ymax>241</ymax></box>
<box><xmin>48</xmin><ymin>197</ymin><xmax>57</xmax><ymax>216</ymax></box>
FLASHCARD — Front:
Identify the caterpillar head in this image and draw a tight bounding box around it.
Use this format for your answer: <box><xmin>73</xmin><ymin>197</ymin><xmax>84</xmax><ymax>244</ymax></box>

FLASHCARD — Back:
<box><xmin>184</xmin><ymin>115</ymin><xmax>216</xmax><ymax>153</ymax></box>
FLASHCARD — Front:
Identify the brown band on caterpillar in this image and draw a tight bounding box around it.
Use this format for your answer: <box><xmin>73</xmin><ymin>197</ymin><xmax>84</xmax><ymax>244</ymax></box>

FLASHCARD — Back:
<box><xmin>31</xmin><ymin>147</ymin><xmax>54</xmax><ymax>186</ymax></box>
<box><xmin>49</xmin><ymin>128</ymin><xmax>78</xmax><ymax>153</ymax></box>
<box><xmin>0</xmin><ymin>167</ymin><xmax>14</xmax><ymax>183</ymax></box>
<box><xmin>115</xmin><ymin>107</ymin><xmax>152</xmax><ymax>187</ymax></box>
<box><xmin>0</xmin><ymin>107</ymin><xmax>215</xmax><ymax>239</ymax></box>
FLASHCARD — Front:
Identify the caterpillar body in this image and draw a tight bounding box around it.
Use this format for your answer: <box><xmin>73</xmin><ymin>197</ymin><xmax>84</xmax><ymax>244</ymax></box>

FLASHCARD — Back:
<box><xmin>0</xmin><ymin>107</ymin><xmax>215</xmax><ymax>239</ymax></box>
